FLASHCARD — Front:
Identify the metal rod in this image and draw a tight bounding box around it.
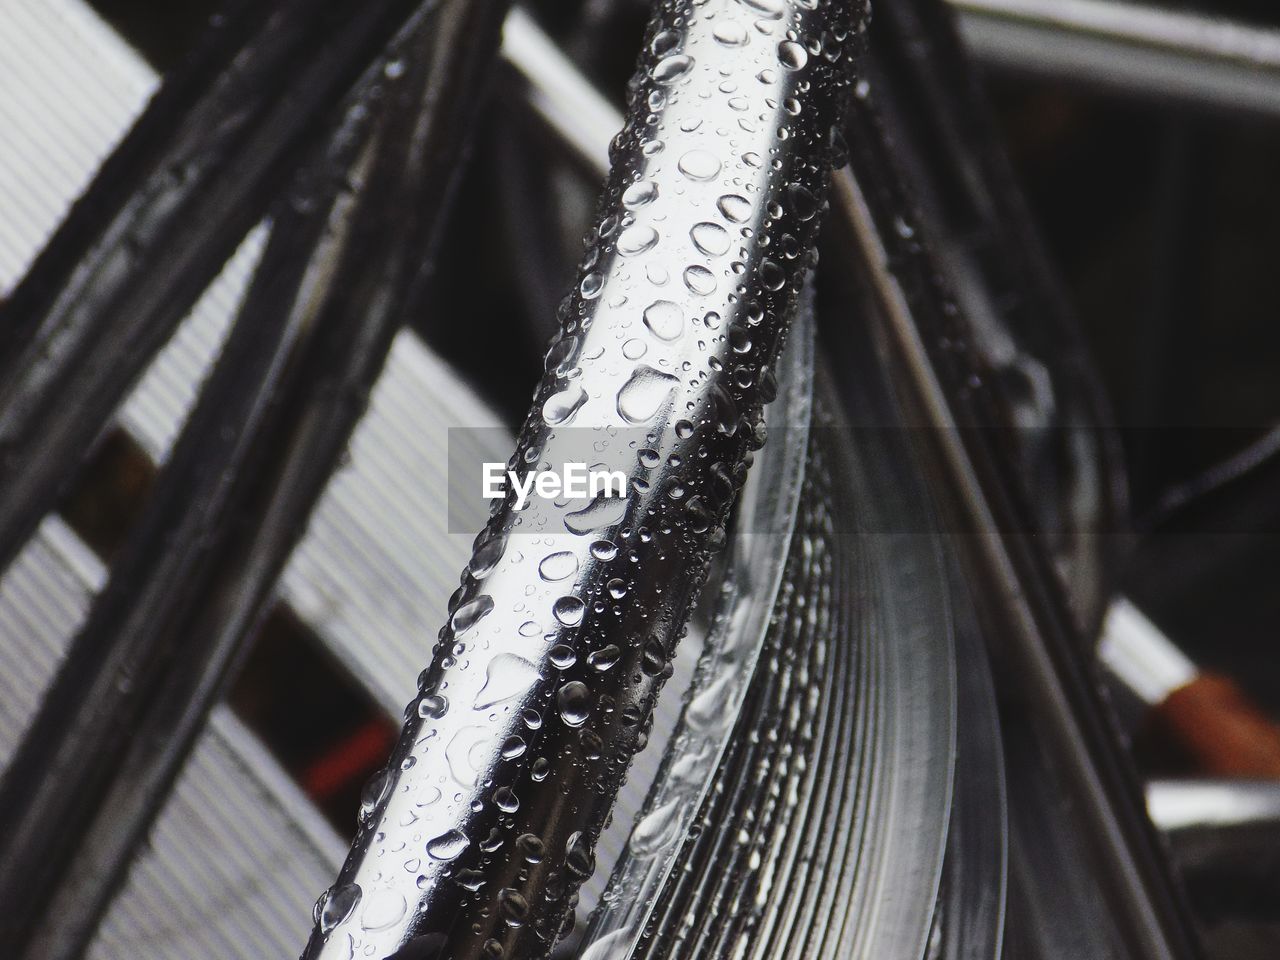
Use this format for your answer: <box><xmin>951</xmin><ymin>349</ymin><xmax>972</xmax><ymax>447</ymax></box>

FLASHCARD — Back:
<box><xmin>300</xmin><ymin>1</ymin><xmax>864</xmax><ymax>957</ymax></box>
<box><xmin>0</xmin><ymin>0</ymin><xmax>432</xmax><ymax>581</ymax></box>
<box><xmin>950</xmin><ymin>0</ymin><xmax>1280</xmax><ymax>119</ymax></box>
<box><xmin>0</xmin><ymin>92</ymin><xmax>379</xmax><ymax>954</ymax></box>
<box><xmin>0</xmin><ymin>0</ymin><xmax>509</xmax><ymax>954</ymax></box>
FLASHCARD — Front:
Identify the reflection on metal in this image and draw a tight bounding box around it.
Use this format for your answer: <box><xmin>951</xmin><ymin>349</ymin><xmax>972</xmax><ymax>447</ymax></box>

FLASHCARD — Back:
<box><xmin>588</xmin><ymin>355</ymin><xmax>961</xmax><ymax>960</ymax></box>
<box><xmin>832</xmin><ymin>82</ymin><xmax>1197</xmax><ymax>960</ymax></box>
<box><xmin>302</xmin><ymin>2</ymin><xmax>863</xmax><ymax>958</ymax></box>
<box><xmin>574</xmin><ymin>311</ymin><xmax>813</xmax><ymax>959</ymax></box>
<box><xmin>951</xmin><ymin>0</ymin><xmax>1280</xmax><ymax>119</ymax></box>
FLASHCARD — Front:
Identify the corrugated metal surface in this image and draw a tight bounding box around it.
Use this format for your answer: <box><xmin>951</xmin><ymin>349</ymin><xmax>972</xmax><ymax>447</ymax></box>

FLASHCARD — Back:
<box><xmin>0</xmin><ymin>519</ymin><xmax>346</xmax><ymax>959</ymax></box>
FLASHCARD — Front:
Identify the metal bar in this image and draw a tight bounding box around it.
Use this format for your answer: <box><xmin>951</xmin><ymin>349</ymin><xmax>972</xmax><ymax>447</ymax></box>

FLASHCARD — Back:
<box><xmin>0</xmin><ymin>0</ymin><xmax>509</xmax><ymax>954</ymax></box>
<box><xmin>0</xmin><ymin>0</ymin><xmax>433</xmax><ymax>580</ymax></box>
<box><xmin>0</xmin><ymin>82</ymin><xmax>387</xmax><ymax>958</ymax></box>
<box><xmin>950</xmin><ymin>0</ymin><xmax>1280</xmax><ymax>119</ymax></box>
<box><xmin>301</xmin><ymin>1</ymin><xmax>864</xmax><ymax>957</ymax></box>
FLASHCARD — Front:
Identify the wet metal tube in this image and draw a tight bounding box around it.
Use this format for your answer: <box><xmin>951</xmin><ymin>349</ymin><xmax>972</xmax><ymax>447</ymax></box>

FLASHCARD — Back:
<box><xmin>301</xmin><ymin>1</ymin><xmax>864</xmax><ymax>957</ymax></box>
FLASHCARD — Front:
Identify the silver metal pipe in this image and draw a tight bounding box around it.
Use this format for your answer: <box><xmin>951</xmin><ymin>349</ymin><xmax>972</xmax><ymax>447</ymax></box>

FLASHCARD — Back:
<box><xmin>951</xmin><ymin>0</ymin><xmax>1280</xmax><ymax>119</ymax></box>
<box><xmin>301</xmin><ymin>1</ymin><xmax>864</xmax><ymax>958</ymax></box>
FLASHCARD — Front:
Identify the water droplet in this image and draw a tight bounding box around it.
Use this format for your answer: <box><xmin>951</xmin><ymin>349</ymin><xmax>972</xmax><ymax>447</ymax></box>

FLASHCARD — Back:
<box><xmin>427</xmin><ymin>829</ymin><xmax>469</xmax><ymax>861</ymax></box>
<box><xmin>616</xmin><ymin>365</ymin><xmax>679</xmax><ymax>423</ymax></box>
<box><xmin>359</xmin><ymin>769</ymin><xmax>390</xmax><ymax>823</ymax></box>
<box><xmin>565</xmin><ymin>831</ymin><xmax>596</xmax><ymax>878</ymax></box>
<box><xmin>643</xmin><ymin>300</ymin><xmax>684</xmax><ymax>341</ymax></box>
<box><xmin>786</xmin><ymin>182</ymin><xmax>818</xmax><ymax>221</ymax></box>
<box><xmin>653</xmin><ymin>54</ymin><xmax>694</xmax><ymax>84</ymax></box>
<box><xmin>587</xmin><ymin>644</ymin><xmax>622</xmax><ymax>671</ymax></box>
<box><xmin>467</xmin><ymin>535</ymin><xmax>506</xmax><ymax>578</ymax></box>
<box><xmin>494</xmin><ymin>785</ymin><xmax>520</xmax><ymax>813</ymax></box>
<box><xmin>557</xmin><ymin>681</ymin><xmax>591</xmax><ymax>727</ymax></box>
<box><xmin>446</xmin><ymin>724</ymin><xmax>492</xmax><ymax>786</ymax></box>
<box><xmin>542</xmin><ymin>385</ymin><xmax>587</xmax><ymax>426</ymax></box>
<box><xmin>455</xmin><ymin>869</ymin><xmax>485</xmax><ymax>891</ymax></box>
<box><xmin>516</xmin><ymin>833</ymin><xmax>545</xmax><ymax>863</ymax></box>
<box><xmin>622</xmin><ymin>180</ymin><xmax>658</xmax><ymax>208</ymax></box>
<box><xmin>360</xmin><ymin>889</ymin><xmax>406</xmax><ymax>931</ymax></box>
<box><xmin>622</xmin><ymin>337</ymin><xmax>648</xmax><ymax>360</ymax></box>
<box><xmin>580</xmin><ymin>272</ymin><xmax>604</xmax><ymax>299</ymax></box>
<box><xmin>684</xmin><ymin>265</ymin><xmax>717</xmax><ymax>296</ymax></box>
<box><xmin>539</xmin><ymin>550</ymin><xmax>579</xmax><ymax>582</ymax></box>
<box><xmin>549</xmin><ymin>644</ymin><xmax>577</xmax><ymax>669</ymax></box>
<box><xmin>717</xmin><ymin>194</ymin><xmax>752</xmax><ymax>223</ymax></box>
<box><xmin>553</xmin><ymin>596</ymin><xmax>586</xmax><ymax>627</ymax></box>
<box><xmin>590</xmin><ymin>540</ymin><xmax>618</xmax><ymax>561</ymax></box>
<box><xmin>474</xmin><ymin>654</ymin><xmax>540</xmax><ymax>709</ymax></box>
<box><xmin>760</xmin><ymin>258</ymin><xmax>786</xmax><ymax>291</ymax></box>
<box><xmin>451</xmin><ymin>595</ymin><xmax>494</xmax><ymax>633</ymax></box>
<box><xmin>617</xmin><ymin>224</ymin><xmax>659</xmax><ymax>256</ymax></box>
<box><xmin>630</xmin><ymin>799</ymin><xmax>682</xmax><ymax>856</ymax></box>
<box><xmin>641</xmin><ymin>637</ymin><xmax>669</xmax><ymax>676</ymax></box>
<box><xmin>713</xmin><ymin>20</ymin><xmax>749</xmax><ymax>47</ymax></box>
<box><xmin>688</xmin><ymin>673</ymin><xmax>736</xmax><ymax>733</ymax></box>
<box><xmin>777</xmin><ymin>40</ymin><xmax>808</xmax><ymax>70</ymax></box>
<box><xmin>651</xmin><ymin>29</ymin><xmax>681</xmax><ymax>57</ymax></box>
<box><xmin>678</xmin><ymin>150</ymin><xmax>722</xmax><ymax>181</ymax></box>
<box><xmin>565</xmin><ymin>494</ymin><xmax>629</xmax><ymax>535</ymax></box>
<box><xmin>501</xmin><ymin>735</ymin><xmax>527</xmax><ymax>760</ymax></box>
<box><xmin>545</xmin><ymin>335</ymin><xmax>581</xmax><ymax>377</ymax></box>
<box><xmin>318</xmin><ymin>882</ymin><xmax>362</xmax><ymax>934</ymax></box>
<box><xmin>498</xmin><ymin>888</ymin><xmax>530</xmax><ymax>927</ymax></box>
<box><xmin>418</xmin><ymin>694</ymin><xmax>448</xmax><ymax>720</ymax></box>
<box><xmin>691</xmin><ymin>221</ymin><xmax>731</xmax><ymax>256</ymax></box>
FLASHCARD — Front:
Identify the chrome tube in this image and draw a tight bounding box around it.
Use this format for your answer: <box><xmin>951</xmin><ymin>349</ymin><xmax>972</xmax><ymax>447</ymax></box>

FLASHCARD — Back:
<box><xmin>301</xmin><ymin>1</ymin><xmax>864</xmax><ymax>957</ymax></box>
